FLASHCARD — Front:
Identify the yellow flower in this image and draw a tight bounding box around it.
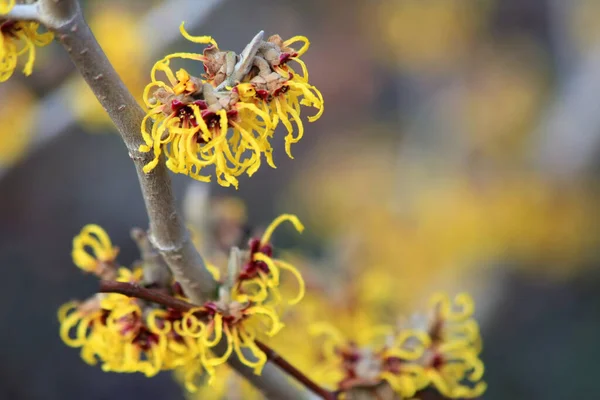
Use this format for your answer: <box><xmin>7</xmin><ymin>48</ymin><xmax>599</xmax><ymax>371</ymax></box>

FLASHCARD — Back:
<box><xmin>59</xmin><ymin>266</ymin><xmax>211</xmax><ymax>380</ymax></box>
<box><xmin>423</xmin><ymin>293</ymin><xmax>486</xmax><ymax>398</ymax></box>
<box><xmin>305</xmin><ymin>292</ymin><xmax>486</xmax><ymax>399</ymax></box>
<box><xmin>177</xmin><ymin>286</ymin><xmax>285</xmax><ymax>384</ymax></box>
<box><xmin>71</xmin><ymin>224</ymin><xmax>119</xmax><ymax>278</ymax></box>
<box><xmin>140</xmin><ymin>61</ymin><xmax>271</xmax><ymax>188</ymax></box>
<box><xmin>235</xmin><ymin>214</ymin><xmax>306</xmax><ymax>305</ymax></box>
<box><xmin>238</xmin><ymin>35</ymin><xmax>324</xmax><ymax>159</ymax></box>
<box><xmin>140</xmin><ymin>24</ymin><xmax>323</xmax><ymax>187</ymax></box>
<box><xmin>0</xmin><ymin>19</ymin><xmax>53</xmax><ymax>82</ymax></box>
<box><xmin>310</xmin><ymin>322</ymin><xmax>431</xmax><ymax>398</ymax></box>
<box><xmin>0</xmin><ymin>0</ymin><xmax>14</xmax><ymax>15</ymax></box>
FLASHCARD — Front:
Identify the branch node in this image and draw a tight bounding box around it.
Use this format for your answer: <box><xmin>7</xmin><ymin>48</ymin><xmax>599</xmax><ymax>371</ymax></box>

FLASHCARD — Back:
<box><xmin>37</xmin><ymin>0</ymin><xmax>79</xmax><ymax>30</ymax></box>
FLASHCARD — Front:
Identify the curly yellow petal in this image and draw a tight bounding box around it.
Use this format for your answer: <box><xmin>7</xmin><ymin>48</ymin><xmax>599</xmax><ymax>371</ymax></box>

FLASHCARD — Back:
<box><xmin>261</xmin><ymin>214</ymin><xmax>304</xmax><ymax>244</ymax></box>
<box><xmin>179</xmin><ymin>22</ymin><xmax>217</xmax><ymax>47</ymax></box>
<box><xmin>273</xmin><ymin>258</ymin><xmax>305</xmax><ymax>305</ymax></box>
<box><xmin>283</xmin><ymin>36</ymin><xmax>310</xmax><ymax>57</ymax></box>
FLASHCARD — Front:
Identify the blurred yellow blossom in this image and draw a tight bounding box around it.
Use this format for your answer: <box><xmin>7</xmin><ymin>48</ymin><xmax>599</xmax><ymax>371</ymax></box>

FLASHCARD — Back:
<box><xmin>302</xmin><ymin>292</ymin><xmax>485</xmax><ymax>398</ymax></box>
<box><xmin>0</xmin><ymin>0</ymin><xmax>14</xmax><ymax>14</ymax></box>
<box><xmin>179</xmin><ymin>364</ymin><xmax>262</xmax><ymax>400</ymax></box>
<box><xmin>310</xmin><ymin>322</ymin><xmax>430</xmax><ymax>398</ymax></box>
<box><xmin>0</xmin><ymin>82</ymin><xmax>36</xmax><ymax>166</ymax></box>
<box><xmin>457</xmin><ymin>39</ymin><xmax>548</xmax><ymax>161</ymax></box>
<box><xmin>421</xmin><ymin>293</ymin><xmax>486</xmax><ymax>398</ymax></box>
<box><xmin>366</xmin><ymin>1</ymin><xmax>490</xmax><ymax>74</ymax></box>
<box><xmin>290</xmin><ymin>136</ymin><xmax>599</xmax><ymax>320</ymax></box>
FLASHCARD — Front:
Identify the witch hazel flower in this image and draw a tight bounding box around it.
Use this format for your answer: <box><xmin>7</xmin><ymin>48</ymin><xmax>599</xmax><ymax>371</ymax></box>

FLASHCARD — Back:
<box><xmin>139</xmin><ymin>24</ymin><xmax>323</xmax><ymax>187</ymax></box>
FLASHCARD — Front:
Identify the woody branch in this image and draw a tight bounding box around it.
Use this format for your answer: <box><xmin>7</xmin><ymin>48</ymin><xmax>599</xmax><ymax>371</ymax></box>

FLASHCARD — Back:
<box><xmin>26</xmin><ymin>0</ymin><xmax>310</xmax><ymax>398</ymax></box>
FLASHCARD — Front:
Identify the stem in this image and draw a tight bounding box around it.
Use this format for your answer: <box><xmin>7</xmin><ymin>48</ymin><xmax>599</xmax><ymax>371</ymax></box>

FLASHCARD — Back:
<box><xmin>3</xmin><ymin>4</ymin><xmax>39</xmax><ymax>21</ymax></box>
<box><xmin>39</xmin><ymin>0</ymin><xmax>216</xmax><ymax>305</ymax></box>
<box><xmin>100</xmin><ymin>280</ymin><xmax>198</xmax><ymax>312</ymax></box>
<box><xmin>255</xmin><ymin>340</ymin><xmax>337</xmax><ymax>400</ymax></box>
<box><xmin>37</xmin><ymin>0</ymin><xmax>78</xmax><ymax>28</ymax></box>
<box><xmin>100</xmin><ymin>280</ymin><xmax>330</xmax><ymax>399</ymax></box>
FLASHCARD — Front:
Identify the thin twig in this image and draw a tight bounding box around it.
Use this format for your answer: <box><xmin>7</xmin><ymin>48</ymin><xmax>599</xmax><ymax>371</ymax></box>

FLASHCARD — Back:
<box><xmin>100</xmin><ymin>280</ymin><xmax>330</xmax><ymax>399</ymax></box>
<box><xmin>2</xmin><ymin>4</ymin><xmax>39</xmax><ymax>21</ymax></box>
<box><xmin>37</xmin><ymin>0</ymin><xmax>78</xmax><ymax>28</ymax></box>
<box><xmin>38</xmin><ymin>0</ymin><xmax>216</xmax><ymax>305</ymax></box>
<box><xmin>255</xmin><ymin>340</ymin><xmax>338</xmax><ymax>400</ymax></box>
<box><xmin>100</xmin><ymin>280</ymin><xmax>198</xmax><ymax>312</ymax></box>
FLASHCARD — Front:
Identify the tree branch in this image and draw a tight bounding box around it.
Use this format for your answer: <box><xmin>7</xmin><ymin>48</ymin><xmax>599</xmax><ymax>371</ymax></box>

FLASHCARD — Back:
<box><xmin>2</xmin><ymin>4</ymin><xmax>39</xmax><ymax>21</ymax></box>
<box><xmin>41</xmin><ymin>1</ymin><xmax>311</xmax><ymax>397</ymax></box>
<box><xmin>37</xmin><ymin>0</ymin><xmax>216</xmax><ymax>305</ymax></box>
<box><xmin>37</xmin><ymin>0</ymin><xmax>78</xmax><ymax>28</ymax></box>
<box><xmin>100</xmin><ymin>280</ymin><xmax>328</xmax><ymax>399</ymax></box>
<box><xmin>100</xmin><ymin>280</ymin><xmax>197</xmax><ymax>311</ymax></box>
<box><xmin>255</xmin><ymin>340</ymin><xmax>337</xmax><ymax>400</ymax></box>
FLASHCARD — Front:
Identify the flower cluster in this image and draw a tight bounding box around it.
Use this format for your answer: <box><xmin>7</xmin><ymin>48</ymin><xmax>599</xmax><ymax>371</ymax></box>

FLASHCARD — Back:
<box><xmin>310</xmin><ymin>293</ymin><xmax>486</xmax><ymax>398</ymax></box>
<box><xmin>1</xmin><ymin>4</ymin><xmax>53</xmax><ymax>82</ymax></box>
<box><xmin>58</xmin><ymin>215</ymin><xmax>306</xmax><ymax>392</ymax></box>
<box><xmin>59</xmin><ymin>267</ymin><xmax>182</xmax><ymax>377</ymax></box>
<box><xmin>140</xmin><ymin>24</ymin><xmax>323</xmax><ymax>188</ymax></box>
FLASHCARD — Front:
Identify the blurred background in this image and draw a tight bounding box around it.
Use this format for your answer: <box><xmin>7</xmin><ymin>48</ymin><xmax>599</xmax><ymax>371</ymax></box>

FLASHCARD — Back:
<box><xmin>1</xmin><ymin>0</ymin><xmax>600</xmax><ymax>399</ymax></box>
